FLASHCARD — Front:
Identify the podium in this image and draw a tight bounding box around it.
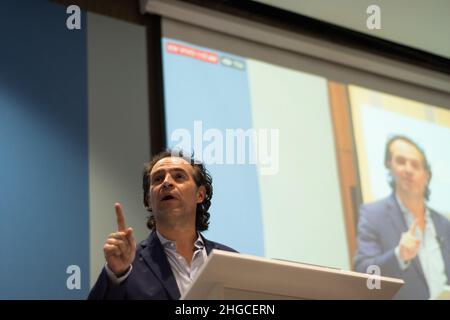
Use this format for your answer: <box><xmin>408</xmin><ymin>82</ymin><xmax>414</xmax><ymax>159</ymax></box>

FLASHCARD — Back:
<box><xmin>182</xmin><ymin>250</ymin><xmax>404</xmax><ymax>300</ymax></box>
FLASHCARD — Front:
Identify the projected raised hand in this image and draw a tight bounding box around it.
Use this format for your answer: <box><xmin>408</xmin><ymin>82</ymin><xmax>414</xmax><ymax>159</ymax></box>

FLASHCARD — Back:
<box><xmin>399</xmin><ymin>219</ymin><xmax>421</xmax><ymax>263</ymax></box>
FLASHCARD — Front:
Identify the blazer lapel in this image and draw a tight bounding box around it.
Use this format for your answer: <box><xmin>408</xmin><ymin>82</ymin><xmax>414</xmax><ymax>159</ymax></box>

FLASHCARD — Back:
<box><xmin>431</xmin><ymin>212</ymin><xmax>450</xmax><ymax>283</ymax></box>
<box><xmin>201</xmin><ymin>234</ymin><xmax>215</xmax><ymax>255</ymax></box>
<box><xmin>139</xmin><ymin>231</ymin><xmax>181</xmax><ymax>300</ymax></box>
<box><xmin>386</xmin><ymin>194</ymin><xmax>408</xmax><ymax>236</ymax></box>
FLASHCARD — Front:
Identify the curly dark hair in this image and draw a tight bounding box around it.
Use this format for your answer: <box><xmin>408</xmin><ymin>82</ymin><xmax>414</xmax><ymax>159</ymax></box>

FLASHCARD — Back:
<box><xmin>142</xmin><ymin>149</ymin><xmax>212</xmax><ymax>231</ymax></box>
<box><xmin>384</xmin><ymin>135</ymin><xmax>432</xmax><ymax>200</ymax></box>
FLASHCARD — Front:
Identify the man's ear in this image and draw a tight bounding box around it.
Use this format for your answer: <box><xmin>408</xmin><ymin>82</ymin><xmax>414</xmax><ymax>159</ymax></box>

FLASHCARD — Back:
<box><xmin>196</xmin><ymin>186</ymin><xmax>206</xmax><ymax>203</ymax></box>
<box><xmin>145</xmin><ymin>194</ymin><xmax>153</xmax><ymax>212</ymax></box>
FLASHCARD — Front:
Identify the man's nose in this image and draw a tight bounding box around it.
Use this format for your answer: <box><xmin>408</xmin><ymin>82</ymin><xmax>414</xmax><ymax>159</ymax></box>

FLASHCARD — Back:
<box><xmin>405</xmin><ymin>162</ymin><xmax>414</xmax><ymax>174</ymax></box>
<box><xmin>162</xmin><ymin>174</ymin><xmax>174</xmax><ymax>188</ymax></box>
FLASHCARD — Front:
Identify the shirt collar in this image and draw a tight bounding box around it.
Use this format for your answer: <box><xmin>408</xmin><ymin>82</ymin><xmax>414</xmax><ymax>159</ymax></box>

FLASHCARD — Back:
<box><xmin>156</xmin><ymin>230</ymin><xmax>205</xmax><ymax>251</ymax></box>
<box><xmin>395</xmin><ymin>193</ymin><xmax>431</xmax><ymax>222</ymax></box>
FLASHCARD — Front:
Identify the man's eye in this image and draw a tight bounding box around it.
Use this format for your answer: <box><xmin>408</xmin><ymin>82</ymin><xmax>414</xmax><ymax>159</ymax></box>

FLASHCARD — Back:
<box><xmin>153</xmin><ymin>176</ymin><xmax>162</xmax><ymax>183</ymax></box>
<box><xmin>175</xmin><ymin>173</ymin><xmax>184</xmax><ymax>179</ymax></box>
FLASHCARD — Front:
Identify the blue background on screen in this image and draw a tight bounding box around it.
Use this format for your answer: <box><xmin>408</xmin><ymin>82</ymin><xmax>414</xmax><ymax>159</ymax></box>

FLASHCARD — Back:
<box><xmin>162</xmin><ymin>38</ymin><xmax>264</xmax><ymax>255</ymax></box>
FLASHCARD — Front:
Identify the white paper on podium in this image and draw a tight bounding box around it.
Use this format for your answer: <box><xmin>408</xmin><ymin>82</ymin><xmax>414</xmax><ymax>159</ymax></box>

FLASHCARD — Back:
<box><xmin>182</xmin><ymin>250</ymin><xmax>404</xmax><ymax>300</ymax></box>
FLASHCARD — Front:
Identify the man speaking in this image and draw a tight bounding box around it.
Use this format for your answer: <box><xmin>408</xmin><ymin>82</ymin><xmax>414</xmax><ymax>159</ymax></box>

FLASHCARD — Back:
<box><xmin>88</xmin><ymin>150</ymin><xmax>237</xmax><ymax>299</ymax></box>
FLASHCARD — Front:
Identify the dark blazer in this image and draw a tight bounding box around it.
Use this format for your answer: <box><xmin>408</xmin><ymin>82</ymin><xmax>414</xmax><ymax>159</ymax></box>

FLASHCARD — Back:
<box><xmin>354</xmin><ymin>194</ymin><xmax>450</xmax><ymax>299</ymax></box>
<box><xmin>88</xmin><ymin>231</ymin><xmax>237</xmax><ymax>300</ymax></box>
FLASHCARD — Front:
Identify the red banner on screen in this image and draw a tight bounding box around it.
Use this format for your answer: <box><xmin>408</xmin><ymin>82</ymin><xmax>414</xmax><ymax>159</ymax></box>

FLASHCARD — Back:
<box><xmin>166</xmin><ymin>42</ymin><xmax>219</xmax><ymax>64</ymax></box>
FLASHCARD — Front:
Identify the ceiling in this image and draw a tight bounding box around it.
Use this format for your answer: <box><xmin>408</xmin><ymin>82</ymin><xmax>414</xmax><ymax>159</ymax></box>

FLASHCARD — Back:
<box><xmin>253</xmin><ymin>0</ymin><xmax>450</xmax><ymax>59</ymax></box>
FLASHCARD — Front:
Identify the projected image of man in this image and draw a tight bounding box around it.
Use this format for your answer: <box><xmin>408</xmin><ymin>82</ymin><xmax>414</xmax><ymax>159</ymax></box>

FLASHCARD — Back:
<box><xmin>354</xmin><ymin>135</ymin><xmax>450</xmax><ymax>299</ymax></box>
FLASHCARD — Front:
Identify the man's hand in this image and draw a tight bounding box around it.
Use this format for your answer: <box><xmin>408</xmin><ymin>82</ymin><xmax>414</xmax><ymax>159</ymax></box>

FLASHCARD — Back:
<box><xmin>103</xmin><ymin>203</ymin><xmax>136</xmax><ymax>277</ymax></box>
<box><xmin>398</xmin><ymin>219</ymin><xmax>421</xmax><ymax>263</ymax></box>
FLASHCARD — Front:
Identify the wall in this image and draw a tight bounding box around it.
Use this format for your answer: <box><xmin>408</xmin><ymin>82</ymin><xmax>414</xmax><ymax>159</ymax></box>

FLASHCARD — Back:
<box><xmin>0</xmin><ymin>1</ymin><xmax>151</xmax><ymax>298</ymax></box>
<box><xmin>87</xmin><ymin>12</ymin><xmax>150</xmax><ymax>288</ymax></box>
<box><xmin>0</xmin><ymin>0</ymin><xmax>88</xmax><ymax>299</ymax></box>
<box><xmin>253</xmin><ymin>0</ymin><xmax>450</xmax><ymax>59</ymax></box>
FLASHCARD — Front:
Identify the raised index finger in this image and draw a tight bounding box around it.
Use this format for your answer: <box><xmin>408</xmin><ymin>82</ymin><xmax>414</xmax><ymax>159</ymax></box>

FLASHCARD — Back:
<box><xmin>115</xmin><ymin>202</ymin><xmax>126</xmax><ymax>232</ymax></box>
<box><xmin>409</xmin><ymin>219</ymin><xmax>419</xmax><ymax>237</ymax></box>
